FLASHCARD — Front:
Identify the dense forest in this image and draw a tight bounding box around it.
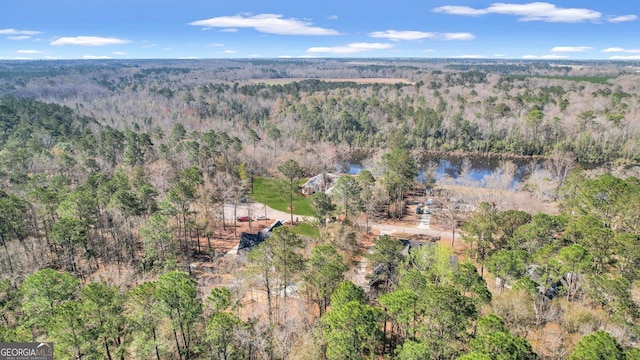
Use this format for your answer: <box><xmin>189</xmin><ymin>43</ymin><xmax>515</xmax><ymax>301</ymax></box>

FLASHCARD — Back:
<box><xmin>2</xmin><ymin>58</ymin><xmax>640</xmax><ymax>165</ymax></box>
<box><xmin>1</xmin><ymin>59</ymin><xmax>640</xmax><ymax>359</ymax></box>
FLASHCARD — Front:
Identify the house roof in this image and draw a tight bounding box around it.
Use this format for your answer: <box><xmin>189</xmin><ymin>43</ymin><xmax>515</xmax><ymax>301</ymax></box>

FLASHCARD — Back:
<box><xmin>237</xmin><ymin>219</ymin><xmax>284</xmax><ymax>254</ymax></box>
<box><xmin>238</xmin><ymin>232</ymin><xmax>268</xmax><ymax>253</ymax></box>
<box><xmin>301</xmin><ymin>172</ymin><xmax>339</xmax><ymax>194</ymax></box>
<box><xmin>262</xmin><ymin>219</ymin><xmax>283</xmax><ymax>234</ymax></box>
<box><xmin>400</xmin><ymin>239</ymin><xmax>429</xmax><ymax>256</ymax></box>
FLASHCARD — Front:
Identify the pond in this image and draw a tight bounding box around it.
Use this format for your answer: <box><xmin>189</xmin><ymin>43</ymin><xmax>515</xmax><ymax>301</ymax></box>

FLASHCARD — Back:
<box><xmin>336</xmin><ymin>155</ymin><xmax>542</xmax><ymax>189</ymax></box>
<box><xmin>336</xmin><ymin>162</ymin><xmax>364</xmax><ymax>175</ymax></box>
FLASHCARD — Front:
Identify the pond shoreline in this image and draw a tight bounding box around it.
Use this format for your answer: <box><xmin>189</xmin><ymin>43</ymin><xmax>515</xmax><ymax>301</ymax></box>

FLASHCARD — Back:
<box><xmin>341</xmin><ymin>146</ymin><xmax>631</xmax><ymax>168</ymax></box>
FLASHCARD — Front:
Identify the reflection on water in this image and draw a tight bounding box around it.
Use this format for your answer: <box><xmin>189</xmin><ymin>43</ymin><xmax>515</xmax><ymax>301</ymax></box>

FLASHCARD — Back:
<box><xmin>336</xmin><ymin>162</ymin><xmax>364</xmax><ymax>175</ymax></box>
<box><xmin>336</xmin><ymin>155</ymin><xmax>540</xmax><ymax>189</ymax></box>
<box><xmin>429</xmin><ymin>158</ymin><xmax>532</xmax><ymax>189</ymax></box>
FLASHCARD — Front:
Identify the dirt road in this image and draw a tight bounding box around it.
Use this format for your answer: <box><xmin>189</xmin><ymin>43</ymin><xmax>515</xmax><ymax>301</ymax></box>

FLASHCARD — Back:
<box><xmin>222</xmin><ymin>203</ymin><xmax>299</xmax><ymax>224</ymax></box>
<box><xmin>368</xmin><ymin>220</ymin><xmax>455</xmax><ymax>241</ymax></box>
<box><xmin>224</xmin><ymin>202</ymin><xmax>452</xmax><ymax>240</ymax></box>
<box><xmin>219</xmin><ymin>201</ymin><xmax>459</xmax><ymax>292</ymax></box>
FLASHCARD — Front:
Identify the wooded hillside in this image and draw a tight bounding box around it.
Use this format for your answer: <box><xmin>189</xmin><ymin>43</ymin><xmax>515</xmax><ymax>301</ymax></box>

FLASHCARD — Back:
<box><xmin>1</xmin><ymin>59</ymin><xmax>639</xmax><ymax>359</ymax></box>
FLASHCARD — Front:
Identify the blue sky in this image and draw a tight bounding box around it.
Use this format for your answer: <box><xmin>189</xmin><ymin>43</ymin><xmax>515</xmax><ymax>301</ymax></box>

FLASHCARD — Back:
<box><xmin>1</xmin><ymin>1</ymin><xmax>638</xmax><ymax>60</ymax></box>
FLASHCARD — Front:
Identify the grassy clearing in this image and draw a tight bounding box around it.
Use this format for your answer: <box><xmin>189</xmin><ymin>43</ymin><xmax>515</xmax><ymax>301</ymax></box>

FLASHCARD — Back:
<box><xmin>289</xmin><ymin>223</ymin><xmax>320</xmax><ymax>239</ymax></box>
<box><xmin>252</xmin><ymin>177</ymin><xmax>314</xmax><ymax>216</ymax></box>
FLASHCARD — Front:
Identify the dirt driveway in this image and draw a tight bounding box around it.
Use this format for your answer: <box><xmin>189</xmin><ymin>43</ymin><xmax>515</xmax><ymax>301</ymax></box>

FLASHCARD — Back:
<box><xmin>223</xmin><ymin>203</ymin><xmax>298</xmax><ymax>224</ymax></box>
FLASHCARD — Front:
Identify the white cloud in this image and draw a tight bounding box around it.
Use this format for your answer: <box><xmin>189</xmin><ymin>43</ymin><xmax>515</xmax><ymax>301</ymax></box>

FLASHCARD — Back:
<box><xmin>608</xmin><ymin>15</ymin><xmax>637</xmax><ymax>23</ymax></box>
<box><xmin>190</xmin><ymin>13</ymin><xmax>340</xmax><ymax>35</ymax></box>
<box><xmin>550</xmin><ymin>46</ymin><xmax>592</xmax><ymax>53</ymax></box>
<box><xmin>609</xmin><ymin>55</ymin><xmax>640</xmax><ymax>60</ymax></box>
<box><xmin>7</xmin><ymin>36</ymin><xmax>31</xmax><ymax>40</ymax></box>
<box><xmin>328</xmin><ymin>15</ymin><xmax>338</xmax><ymax>20</ymax></box>
<box><xmin>83</xmin><ymin>55</ymin><xmax>112</xmax><ymax>59</ymax></box>
<box><xmin>440</xmin><ymin>32</ymin><xmax>475</xmax><ymax>40</ymax></box>
<box><xmin>44</xmin><ymin>56</ymin><xmax>61</xmax><ymax>60</ymax></box>
<box><xmin>489</xmin><ymin>3</ymin><xmax>600</xmax><ymax>22</ymax></box>
<box><xmin>368</xmin><ymin>30</ymin><xmax>474</xmax><ymax>41</ymax></box>
<box><xmin>207</xmin><ymin>43</ymin><xmax>224</xmax><ymax>47</ymax></box>
<box><xmin>220</xmin><ymin>28</ymin><xmax>238</xmax><ymax>33</ymax></box>
<box><xmin>307</xmin><ymin>42</ymin><xmax>393</xmax><ymax>54</ymax></box>
<box><xmin>112</xmin><ymin>51</ymin><xmax>127</xmax><ymax>55</ymax></box>
<box><xmin>0</xmin><ymin>28</ymin><xmax>41</xmax><ymax>35</ymax></box>
<box><xmin>522</xmin><ymin>54</ymin><xmax>569</xmax><ymax>59</ymax></box>
<box><xmin>17</xmin><ymin>49</ymin><xmax>43</xmax><ymax>54</ymax></box>
<box><xmin>434</xmin><ymin>2</ymin><xmax>602</xmax><ymax>23</ymax></box>
<box><xmin>52</xmin><ymin>36</ymin><xmax>130</xmax><ymax>46</ymax></box>
<box><xmin>433</xmin><ymin>6</ymin><xmax>488</xmax><ymax>16</ymax></box>
<box><xmin>602</xmin><ymin>47</ymin><xmax>640</xmax><ymax>53</ymax></box>
<box><xmin>221</xmin><ymin>50</ymin><xmax>236</xmax><ymax>54</ymax></box>
<box><xmin>178</xmin><ymin>56</ymin><xmax>199</xmax><ymax>59</ymax></box>
<box><xmin>369</xmin><ymin>30</ymin><xmax>435</xmax><ymax>41</ymax></box>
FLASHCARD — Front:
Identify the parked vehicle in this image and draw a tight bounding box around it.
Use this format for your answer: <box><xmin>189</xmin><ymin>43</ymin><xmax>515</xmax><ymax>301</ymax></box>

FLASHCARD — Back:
<box><xmin>256</xmin><ymin>215</ymin><xmax>269</xmax><ymax>220</ymax></box>
<box><xmin>237</xmin><ymin>216</ymin><xmax>251</xmax><ymax>222</ymax></box>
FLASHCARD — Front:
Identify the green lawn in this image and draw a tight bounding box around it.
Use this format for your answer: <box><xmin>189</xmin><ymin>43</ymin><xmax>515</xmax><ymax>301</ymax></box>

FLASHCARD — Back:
<box><xmin>289</xmin><ymin>222</ymin><xmax>320</xmax><ymax>239</ymax></box>
<box><xmin>252</xmin><ymin>177</ymin><xmax>314</xmax><ymax>216</ymax></box>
